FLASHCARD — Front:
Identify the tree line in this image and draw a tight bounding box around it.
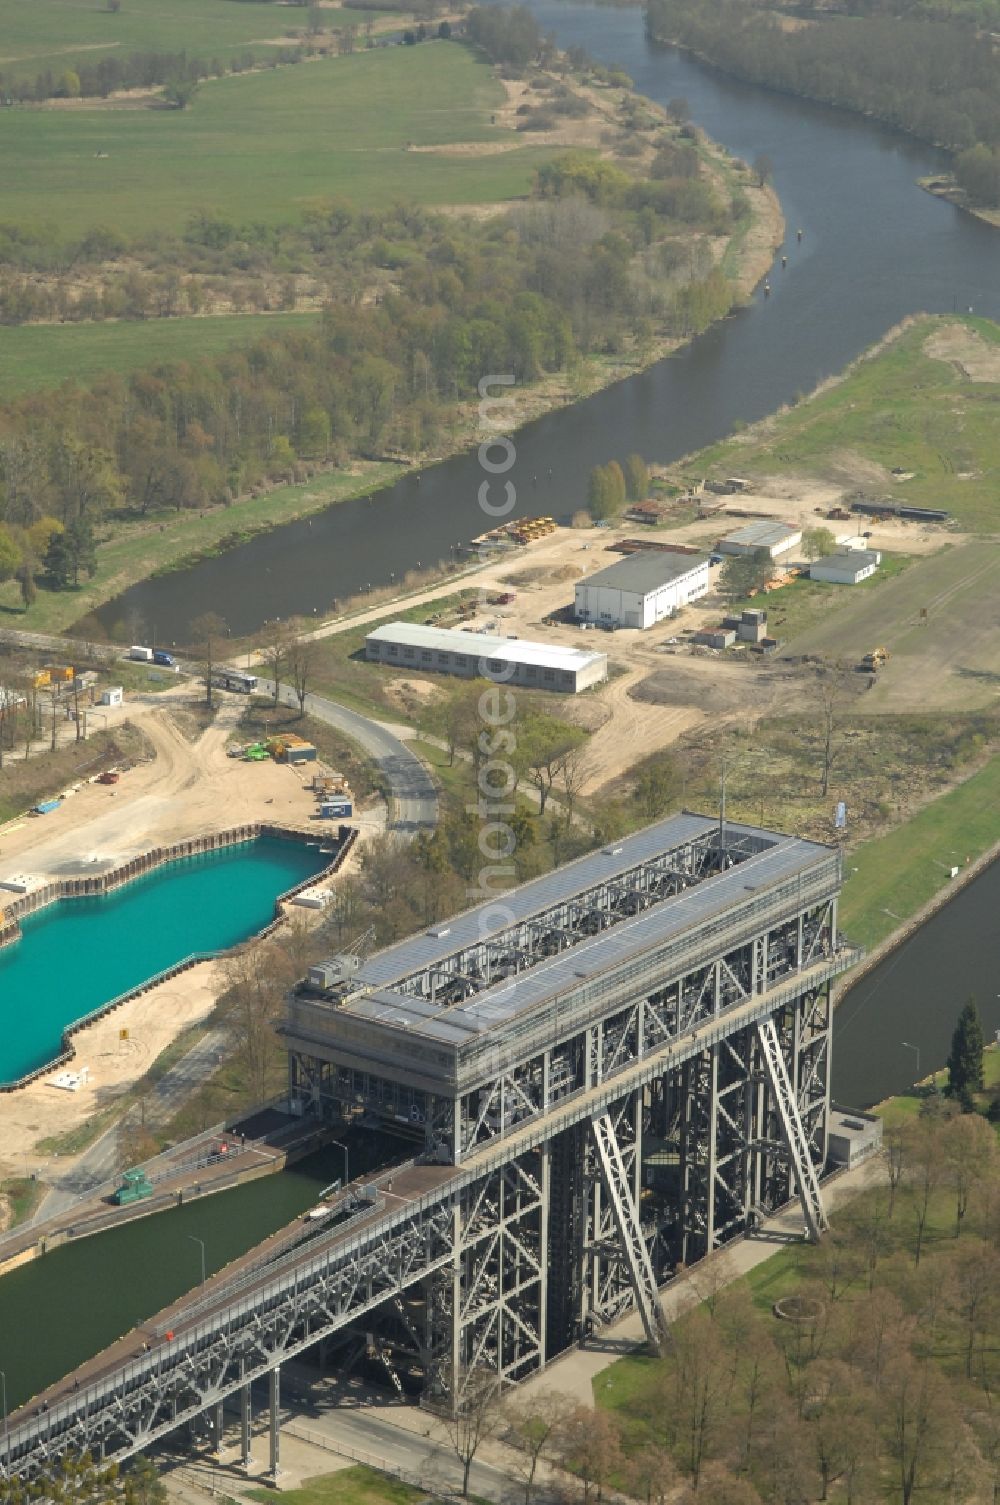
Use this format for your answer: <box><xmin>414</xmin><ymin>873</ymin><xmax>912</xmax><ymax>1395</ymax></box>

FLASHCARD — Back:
<box><xmin>504</xmin><ymin>1076</ymin><xmax>1000</xmax><ymax>1504</ymax></box>
<box><xmin>0</xmin><ymin>119</ymin><xmax>738</xmax><ymax>597</ymax></box>
<box><xmin>646</xmin><ymin>0</ymin><xmax>1000</xmax><ymax>199</ymax></box>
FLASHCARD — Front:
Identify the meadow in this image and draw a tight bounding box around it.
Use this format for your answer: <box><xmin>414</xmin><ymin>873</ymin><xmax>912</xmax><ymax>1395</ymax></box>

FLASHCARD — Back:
<box><xmin>0</xmin><ymin>44</ymin><xmax>553</xmax><ymax>235</ymax></box>
<box><xmin>837</xmin><ymin>748</ymin><xmax>1000</xmax><ymax>951</ymax></box>
<box><xmin>0</xmin><ymin>311</ymin><xmax>318</xmax><ymax>399</ymax></box>
<box><xmin>686</xmin><ymin>315</ymin><xmax>1000</xmax><ymax>533</ymax></box>
<box><xmin>0</xmin><ymin>0</ymin><xmax>383</xmax><ymax>82</ymax></box>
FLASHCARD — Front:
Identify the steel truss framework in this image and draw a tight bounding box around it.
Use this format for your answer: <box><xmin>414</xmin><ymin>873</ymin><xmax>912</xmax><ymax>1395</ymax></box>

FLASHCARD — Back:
<box><xmin>291</xmin><ymin>896</ymin><xmax>838</xmax><ymax>1161</ymax></box>
<box><xmin>3</xmin><ymin>970</ymin><xmax>849</xmax><ymax>1487</ymax></box>
<box><xmin>5</xmin><ymin>819</ymin><xmax>860</xmax><ymax>1489</ymax></box>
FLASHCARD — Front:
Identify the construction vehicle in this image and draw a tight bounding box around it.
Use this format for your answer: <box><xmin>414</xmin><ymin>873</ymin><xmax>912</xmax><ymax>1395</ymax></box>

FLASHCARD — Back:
<box><xmin>111</xmin><ymin>1169</ymin><xmax>154</xmax><ymax>1206</ymax></box>
<box><xmin>860</xmin><ymin>646</ymin><xmax>890</xmax><ymax>671</ymax></box>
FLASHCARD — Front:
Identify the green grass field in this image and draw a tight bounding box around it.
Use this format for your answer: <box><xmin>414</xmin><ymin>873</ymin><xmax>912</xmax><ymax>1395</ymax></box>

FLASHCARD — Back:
<box><xmin>838</xmin><ymin>748</ymin><xmax>1000</xmax><ymax>951</ymax></box>
<box><xmin>0</xmin><ymin>311</ymin><xmax>318</xmax><ymax>399</ymax></box>
<box><xmin>0</xmin><ymin>0</ymin><xmax>385</xmax><ymax>82</ymax></box>
<box><xmin>687</xmin><ymin>315</ymin><xmax>1000</xmax><ymax>533</ymax></box>
<box><xmin>0</xmin><ymin>44</ymin><xmax>554</xmax><ymax>236</ymax></box>
<box><xmin>249</xmin><ymin>1467</ymin><xmax>422</xmax><ymax>1505</ymax></box>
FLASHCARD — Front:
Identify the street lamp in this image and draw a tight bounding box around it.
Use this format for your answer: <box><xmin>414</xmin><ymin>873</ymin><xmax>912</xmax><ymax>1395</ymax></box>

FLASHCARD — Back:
<box><xmin>1</xmin><ymin>1367</ymin><xmax>8</xmax><ymax>1465</ymax></box>
<box><xmin>901</xmin><ymin>1040</ymin><xmax>920</xmax><ymax>1082</ymax></box>
<box><xmin>188</xmin><ymin>1234</ymin><xmax>206</xmax><ymax>1286</ymax></box>
<box><xmin>330</xmin><ymin>1140</ymin><xmax>349</xmax><ymax>1189</ymax></box>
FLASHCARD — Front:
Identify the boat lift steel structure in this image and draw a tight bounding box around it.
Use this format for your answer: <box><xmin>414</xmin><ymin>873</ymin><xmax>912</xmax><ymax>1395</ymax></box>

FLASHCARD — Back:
<box><xmin>2</xmin><ymin>815</ymin><xmax>858</xmax><ymax>1485</ymax></box>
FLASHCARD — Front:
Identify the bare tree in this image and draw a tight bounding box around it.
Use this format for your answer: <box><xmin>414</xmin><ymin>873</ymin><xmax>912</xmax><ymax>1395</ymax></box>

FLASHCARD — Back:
<box><xmin>260</xmin><ymin>619</ymin><xmax>294</xmax><ymax>705</ymax></box>
<box><xmin>943</xmin><ymin>1111</ymin><xmax>997</xmax><ymax>1238</ymax></box>
<box><xmin>556</xmin><ymin>1405</ymin><xmax>622</xmax><ymax>1503</ymax></box>
<box><xmin>189</xmin><ymin>611</ymin><xmax>228</xmax><ymax>710</ymax></box>
<box><xmin>220</xmin><ymin>940</ymin><xmax>295</xmax><ymax>1102</ymax></box>
<box><xmin>813</xmin><ymin>660</ymin><xmax>852</xmax><ymax>798</ymax></box>
<box><xmin>623</xmin><ymin>1440</ymin><xmax>679</xmax><ymax>1505</ymax></box>
<box><xmin>883</xmin><ymin>1120</ymin><xmax>909</xmax><ymax>1218</ymax></box>
<box><xmin>433</xmin><ymin>1368</ymin><xmax>504</xmax><ymax>1498</ymax></box>
<box><xmin>907</xmin><ymin>1119</ymin><xmax>945</xmax><ymax>1265</ymax></box>
<box><xmin>288</xmin><ymin>635</ymin><xmax>318</xmax><ymax>718</ymax></box>
<box><xmin>504</xmin><ymin>1392</ymin><xmax>573</xmax><ymax>1505</ymax></box>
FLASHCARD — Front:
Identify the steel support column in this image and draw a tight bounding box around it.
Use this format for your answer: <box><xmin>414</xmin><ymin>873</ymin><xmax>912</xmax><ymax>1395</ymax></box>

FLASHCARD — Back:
<box><xmin>240</xmin><ymin>1385</ymin><xmax>251</xmax><ymax>1469</ymax></box>
<box><xmin>268</xmin><ymin>1368</ymin><xmax>280</xmax><ymax>1478</ymax></box>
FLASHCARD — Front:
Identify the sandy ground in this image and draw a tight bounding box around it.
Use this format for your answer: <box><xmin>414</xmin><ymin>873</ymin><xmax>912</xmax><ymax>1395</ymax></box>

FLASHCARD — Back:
<box><xmin>293</xmin><ymin>464</ymin><xmax>958</xmax><ymax>794</ymax></box>
<box><xmin>923</xmin><ymin>321</ymin><xmax>1000</xmax><ymax>383</ymax></box>
<box><xmin>0</xmin><ymin>689</ymin><xmax>331</xmax><ymax>1179</ymax></box>
<box><xmin>0</xmin><ymin>689</ymin><xmax>316</xmax><ymax>879</ymax></box>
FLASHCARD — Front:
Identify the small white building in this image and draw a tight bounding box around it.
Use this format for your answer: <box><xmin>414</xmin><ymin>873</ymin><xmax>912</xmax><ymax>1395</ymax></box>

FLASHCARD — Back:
<box><xmin>574</xmin><ymin>552</ymin><xmax>710</xmax><ymax>630</ymax></box>
<box><xmin>365</xmin><ymin>623</ymin><xmax>607</xmax><ymax>694</ymax></box>
<box><xmin>810</xmin><ymin>548</ymin><xmax>881</xmax><ymax>585</ymax></box>
<box><xmin>827</xmin><ymin>1105</ymin><xmax>883</xmax><ymax>1169</ymax></box>
<box><xmin>99</xmin><ymin>686</ymin><xmax>124</xmax><ymax>707</ymax></box>
<box><xmin>719</xmin><ymin>520</ymin><xmax>802</xmax><ymax>560</ymax></box>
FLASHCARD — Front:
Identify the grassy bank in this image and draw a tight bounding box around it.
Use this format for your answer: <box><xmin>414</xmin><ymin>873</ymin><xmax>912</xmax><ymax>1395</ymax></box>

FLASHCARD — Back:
<box><xmin>838</xmin><ymin>749</ymin><xmax>1000</xmax><ymax>951</ymax></box>
<box><xmin>680</xmin><ymin>314</ymin><xmax>1000</xmax><ymax>533</ymax></box>
<box><xmin>0</xmin><ymin>311</ymin><xmax>319</xmax><ymax>401</ymax></box>
<box><xmin>0</xmin><ymin>462</ymin><xmax>404</xmax><ymax>634</ymax></box>
<box><xmin>249</xmin><ymin>1468</ymin><xmax>422</xmax><ymax>1505</ymax></box>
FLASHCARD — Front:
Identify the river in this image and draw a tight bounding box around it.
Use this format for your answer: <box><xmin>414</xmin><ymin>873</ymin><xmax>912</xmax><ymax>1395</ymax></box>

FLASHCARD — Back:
<box><xmin>91</xmin><ymin>1</ymin><xmax>1000</xmax><ymax>645</ymax></box>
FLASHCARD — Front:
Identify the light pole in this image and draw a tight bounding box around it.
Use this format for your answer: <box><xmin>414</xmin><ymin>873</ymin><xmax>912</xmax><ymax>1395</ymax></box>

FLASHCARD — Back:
<box><xmin>902</xmin><ymin>1040</ymin><xmax>920</xmax><ymax>1083</ymax></box>
<box><xmin>1</xmin><ymin>1367</ymin><xmax>8</xmax><ymax>1465</ymax></box>
<box><xmin>330</xmin><ymin>1140</ymin><xmax>349</xmax><ymax>1190</ymax></box>
<box><xmin>188</xmin><ymin>1234</ymin><xmax>206</xmax><ymax>1286</ymax></box>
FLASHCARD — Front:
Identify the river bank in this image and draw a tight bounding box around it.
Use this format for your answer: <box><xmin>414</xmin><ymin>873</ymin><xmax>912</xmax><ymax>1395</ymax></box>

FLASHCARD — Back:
<box><xmin>3</xmin><ymin>88</ymin><xmax>784</xmax><ymax>638</ymax></box>
<box><xmin>918</xmin><ymin>175</ymin><xmax>1000</xmax><ymax>232</ymax></box>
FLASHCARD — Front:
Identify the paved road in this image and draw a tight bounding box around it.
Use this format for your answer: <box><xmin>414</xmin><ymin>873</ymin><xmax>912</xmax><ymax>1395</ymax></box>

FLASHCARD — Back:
<box><xmin>286</xmin><ymin>1406</ymin><xmax>521</xmax><ymax>1504</ymax></box>
<box><xmin>258</xmin><ymin>680</ymin><xmax>437</xmax><ymax>834</ymax></box>
<box><xmin>32</xmin><ymin>1027</ymin><xmax>230</xmax><ymax>1222</ymax></box>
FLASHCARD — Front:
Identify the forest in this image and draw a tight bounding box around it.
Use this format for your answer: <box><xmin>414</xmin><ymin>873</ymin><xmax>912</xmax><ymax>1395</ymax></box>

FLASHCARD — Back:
<box><xmin>0</xmin><ymin>34</ymin><xmax>737</xmax><ymax>604</ymax></box>
<box><xmin>645</xmin><ymin>0</ymin><xmax>1000</xmax><ymax>201</ymax></box>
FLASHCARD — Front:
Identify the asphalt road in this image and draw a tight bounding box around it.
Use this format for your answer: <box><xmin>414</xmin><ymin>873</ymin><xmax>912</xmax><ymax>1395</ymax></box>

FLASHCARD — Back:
<box><xmin>286</xmin><ymin>1406</ymin><xmax>522</xmax><ymax>1505</ymax></box>
<box><xmin>257</xmin><ymin>679</ymin><xmax>438</xmax><ymax>834</ymax></box>
<box><xmin>32</xmin><ymin>1027</ymin><xmax>230</xmax><ymax>1222</ymax></box>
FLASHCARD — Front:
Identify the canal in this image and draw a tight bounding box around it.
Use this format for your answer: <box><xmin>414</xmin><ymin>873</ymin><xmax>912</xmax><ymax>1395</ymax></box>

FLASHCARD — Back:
<box><xmin>92</xmin><ymin>1</ymin><xmax>1000</xmax><ymax>643</ymax></box>
<box><xmin>0</xmin><ymin>1129</ymin><xmax>404</xmax><ymax>1412</ymax></box>
<box><xmin>832</xmin><ymin>860</ymin><xmax>1000</xmax><ymax>1109</ymax></box>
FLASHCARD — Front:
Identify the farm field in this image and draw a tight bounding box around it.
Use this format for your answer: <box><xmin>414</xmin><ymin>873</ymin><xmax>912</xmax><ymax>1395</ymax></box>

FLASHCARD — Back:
<box><xmin>686</xmin><ymin>315</ymin><xmax>1000</xmax><ymax>532</ymax></box>
<box><xmin>0</xmin><ymin>311</ymin><xmax>319</xmax><ymax>399</ymax></box>
<box><xmin>782</xmin><ymin>537</ymin><xmax>1000</xmax><ymax>714</ymax></box>
<box><xmin>0</xmin><ymin>0</ymin><xmax>387</xmax><ymax>82</ymax></box>
<box><xmin>0</xmin><ymin>44</ymin><xmax>553</xmax><ymax>236</ymax></box>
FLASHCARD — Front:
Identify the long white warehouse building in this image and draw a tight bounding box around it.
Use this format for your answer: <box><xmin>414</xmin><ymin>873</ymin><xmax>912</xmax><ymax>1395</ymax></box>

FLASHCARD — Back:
<box><xmin>575</xmin><ymin>551</ymin><xmax>710</xmax><ymax>629</ymax></box>
<box><xmin>365</xmin><ymin>622</ymin><xmax>608</xmax><ymax>693</ymax></box>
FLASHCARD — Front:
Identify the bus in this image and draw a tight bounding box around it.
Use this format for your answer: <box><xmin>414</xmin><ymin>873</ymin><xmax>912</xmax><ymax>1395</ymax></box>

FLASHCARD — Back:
<box><xmin>212</xmin><ymin>668</ymin><xmax>258</xmax><ymax>693</ymax></box>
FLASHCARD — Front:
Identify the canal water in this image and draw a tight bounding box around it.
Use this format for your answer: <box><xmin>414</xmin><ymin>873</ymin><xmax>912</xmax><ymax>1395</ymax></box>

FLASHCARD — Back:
<box><xmin>91</xmin><ymin>2</ymin><xmax>1000</xmax><ymax>643</ymax></box>
<box><xmin>832</xmin><ymin>861</ymin><xmax>1000</xmax><ymax>1109</ymax></box>
<box><xmin>0</xmin><ymin>838</ymin><xmax>327</xmax><ymax>1085</ymax></box>
<box><xmin>0</xmin><ymin>1130</ymin><xmax>400</xmax><ymax>1412</ymax></box>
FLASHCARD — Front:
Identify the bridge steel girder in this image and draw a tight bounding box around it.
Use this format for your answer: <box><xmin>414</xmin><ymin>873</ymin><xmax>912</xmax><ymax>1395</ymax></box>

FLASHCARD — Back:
<box><xmin>4</xmin><ymin>952</ymin><xmax>849</xmax><ymax>1486</ymax></box>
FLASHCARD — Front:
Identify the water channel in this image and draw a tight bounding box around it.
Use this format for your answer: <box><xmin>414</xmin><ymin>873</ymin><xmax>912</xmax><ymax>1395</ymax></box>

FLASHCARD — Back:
<box><xmin>16</xmin><ymin>0</ymin><xmax>999</xmax><ymax>1411</ymax></box>
<box><xmin>0</xmin><ymin>837</ymin><xmax>329</xmax><ymax>1085</ymax></box>
<box><xmin>0</xmin><ymin>1131</ymin><xmax>398</xmax><ymax>1412</ymax></box>
<box><xmin>92</xmin><ymin>1</ymin><xmax>1000</xmax><ymax>644</ymax></box>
